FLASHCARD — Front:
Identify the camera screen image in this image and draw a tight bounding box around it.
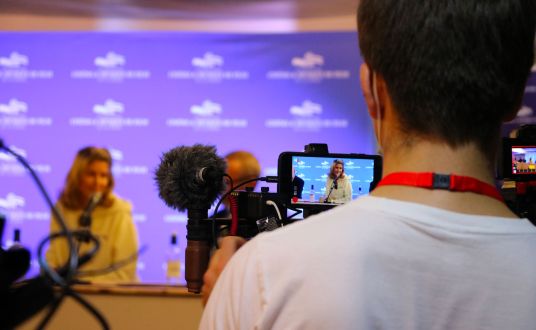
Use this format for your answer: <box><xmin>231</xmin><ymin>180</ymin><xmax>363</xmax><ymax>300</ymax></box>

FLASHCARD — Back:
<box><xmin>291</xmin><ymin>155</ymin><xmax>375</xmax><ymax>204</ymax></box>
<box><xmin>511</xmin><ymin>146</ymin><xmax>536</xmax><ymax>175</ymax></box>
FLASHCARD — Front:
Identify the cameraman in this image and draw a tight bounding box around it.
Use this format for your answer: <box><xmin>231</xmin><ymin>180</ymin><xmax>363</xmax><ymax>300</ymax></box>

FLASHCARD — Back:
<box><xmin>201</xmin><ymin>0</ymin><xmax>536</xmax><ymax>329</ymax></box>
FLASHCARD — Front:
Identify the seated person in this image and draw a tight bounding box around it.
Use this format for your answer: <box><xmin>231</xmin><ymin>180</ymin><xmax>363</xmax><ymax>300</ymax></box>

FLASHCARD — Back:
<box><xmin>213</xmin><ymin>150</ymin><xmax>261</xmax><ymax>218</ymax></box>
<box><xmin>46</xmin><ymin>146</ymin><xmax>139</xmax><ymax>283</ymax></box>
<box><xmin>291</xmin><ymin>166</ymin><xmax>304</xmax><ymax>200</ymax></box>
<box><xmin>323</xmin><ymin>159</ymin><xmax>352</xmax><ymax>204</ymax></box>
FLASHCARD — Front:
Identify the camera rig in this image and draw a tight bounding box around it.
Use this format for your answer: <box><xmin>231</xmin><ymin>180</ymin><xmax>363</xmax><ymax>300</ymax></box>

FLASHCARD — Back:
<box><xmin>183</xmin><ymin>144</ymin><xmax>336</xmax><ymax>293</ymax></box>
<box><xmin>177</xmin><ymin>143</ymin><xmax>382</xmax><ymax>293</ymax></box>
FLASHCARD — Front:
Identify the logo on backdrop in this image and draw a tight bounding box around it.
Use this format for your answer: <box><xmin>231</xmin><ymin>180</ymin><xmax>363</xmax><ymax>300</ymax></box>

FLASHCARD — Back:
<box><xmin>0</xmin><ymin>192</ymin><xmax>48</xmax><ymax>222</ymax></box>
<box><xmin>109</xmin><ymin>147</ymin><xmax>149</xmax><ymax>176</ymax></box>
<box><xmin>0</xmin><ymin>52</ymin><xmax>28</xmax><ymax>68</ymax></box>
<box><xmin>166</xmin><ymin>100</ymin><xmax>248</xmax><ymax>131</ymax></box>
<box><xmin>0</xmin><ymin>145</ymin><xmax>52</xmax><ymax>176</ymax></box>
<box><xmin>267</xmin><ymin>51</ymin><xmax>351</xmax><ymax>83</ymax></box>
<box><xmin>265</xmin><ymin>100</ymin><xmax>348</xmax><ymax>131</ymax></box>
<box><xmin>0</xmin><ymin>98</ymin><xmax>53</xmax><ymax>129</ymax></box>
<box><xmin>0</xmin><ymin>192</ymin><xmax>25</xmax><ymax>209</ymax></box>
<box><xmin>289</xmin><ymin>100</ymin><xmax>323</xmax><ymax>117</ymax></box>
<box><xmin>0</xmin><ymin>98</ymin><xmax>27</xmax><ymax>115</ymax></box>
<box><xmin>93</xmin><ymin>99</ymin><xmax>124</xmax><ymax>116</ymax></box>
<box><xmin>192</xmin><ymin>52</ymin><xmax>224</xmax><ymax>69</ymax></box>
<box><xmin>71</xmin><ymin>51</ymin><xmax>150</xmax><ymax>82</ymax></box>
<box><xmin>0</xmin><ymin>51</ymin><xmax>54</xmax><ymax>82</ymax></box>
<box><xmin>190</xmin><ymin>100</ymin><xmax>222</xmax><ymax>116</ymax></box>
<box><xmin>291</xmin><ymin>51</ymin><xmax>324</xmax><ymax>69</ymax></box>
<box><xmin>168</xmin><ymin>51</ymin><xmax>249</xmax><ymax>83</ymax></box>
<box><xmin>69</xmin><ymin>99</ymin><xmax>150</xmax><ymax>130</ymax></box>
<box><xmin>94</xmin><ymin>52</ymin><xmax>126</xmax><ymax>68</ymax></box>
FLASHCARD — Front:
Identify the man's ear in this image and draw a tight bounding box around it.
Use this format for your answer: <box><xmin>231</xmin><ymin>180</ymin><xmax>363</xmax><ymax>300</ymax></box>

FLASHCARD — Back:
<box><xmin>359</xmin><ymin>63</ymin><xmax>379</xmax><ymax>119</ymax></box>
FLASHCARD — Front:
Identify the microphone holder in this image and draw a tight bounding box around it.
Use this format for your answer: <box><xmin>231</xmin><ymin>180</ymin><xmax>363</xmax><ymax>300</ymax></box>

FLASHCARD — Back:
<box><xmin>324</xmin><ymin>181</ymin><xmax>336</xmax><ymax>203</ymax></box>
<box><xmin>185</xmin><ymin>208</ymin><xmax>211</xmax><ymax>293</ymax></box>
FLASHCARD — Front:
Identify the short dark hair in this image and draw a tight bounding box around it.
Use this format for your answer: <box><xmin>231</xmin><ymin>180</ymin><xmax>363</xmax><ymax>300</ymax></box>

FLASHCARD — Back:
<box><xmin>358</xmin><ymin>0</ymin><xmax>536</xmax><ymax>153</ymax></box>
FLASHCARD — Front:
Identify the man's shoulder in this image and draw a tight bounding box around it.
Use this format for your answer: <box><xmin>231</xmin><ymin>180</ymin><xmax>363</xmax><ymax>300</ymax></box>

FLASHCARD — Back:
<box><xmin>255</xmin><ymin>196</ymin><xmax>392</xmax><ymax>247</ymax></box>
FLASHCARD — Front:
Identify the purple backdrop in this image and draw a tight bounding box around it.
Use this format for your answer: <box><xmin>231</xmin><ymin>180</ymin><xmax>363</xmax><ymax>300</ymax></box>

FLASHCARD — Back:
<box><xmin>0</xmin><ymin>32</ymin><xmax>375</xmax><ymax>284</ymax></box>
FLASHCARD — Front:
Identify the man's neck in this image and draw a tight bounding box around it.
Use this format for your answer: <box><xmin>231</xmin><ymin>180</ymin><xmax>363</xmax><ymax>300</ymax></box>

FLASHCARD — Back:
<box><xmin>382</xmin><ymin>141</ymin><xmax>494</xmax><ymax>182</ymax></box>
<box><xmin>372</xmin><ymin>141</ymin><xmax>518</xmax><ymax>218</ymax></box>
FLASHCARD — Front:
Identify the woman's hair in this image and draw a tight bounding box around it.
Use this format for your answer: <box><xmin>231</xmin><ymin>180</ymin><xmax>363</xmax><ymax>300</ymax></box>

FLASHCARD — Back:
<box><xmin>328</xmin><ymin>159</ymin><xmax>345</xmax><ymax>180</ymax></box>
<box><xmin>59</xmin><ymin>146</ymin><xmax>115</xmax><ymax>210</ymax></box>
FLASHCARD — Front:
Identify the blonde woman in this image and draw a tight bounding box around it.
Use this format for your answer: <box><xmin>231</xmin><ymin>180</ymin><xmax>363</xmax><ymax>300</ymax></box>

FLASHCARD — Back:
<box><xmin>46</xmin><ymin>146</ymin><xmax>139</xmax><ymax>283</ymax></box>
<box><xmin>323</xmin><ymin>159</ymin><xmax>352</xmax><ymax>204</ymax></box>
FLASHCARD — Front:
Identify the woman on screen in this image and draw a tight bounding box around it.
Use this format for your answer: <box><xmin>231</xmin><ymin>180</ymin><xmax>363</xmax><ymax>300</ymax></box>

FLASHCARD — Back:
<box><xmin>46</xmin><ymin>146</ymin><xmax>139</xmax><ymax>283</ymax></box>
<box><xmin>323</xmin><ymin>159</ymin><xmax>352</xmax><ymax>204</ymax></box>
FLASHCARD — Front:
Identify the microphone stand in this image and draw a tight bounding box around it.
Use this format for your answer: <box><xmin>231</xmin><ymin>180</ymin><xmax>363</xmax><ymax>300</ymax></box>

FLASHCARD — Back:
<box><xmin>324</xmin><ymin>180</ymin><xmax>337</xmax><ymax>203</ymax></box>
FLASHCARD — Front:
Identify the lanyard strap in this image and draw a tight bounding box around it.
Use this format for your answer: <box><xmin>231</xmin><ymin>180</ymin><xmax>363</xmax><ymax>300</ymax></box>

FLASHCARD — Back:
<box><xmin>377</xmin><ymin>172</ymin><xmax>504</xmax><ymax>202</ymax></box>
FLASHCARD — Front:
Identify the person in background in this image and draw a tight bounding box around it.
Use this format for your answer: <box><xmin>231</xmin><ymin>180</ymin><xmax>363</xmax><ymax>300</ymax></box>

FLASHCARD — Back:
<box><xmin>291</xmin><ymin>166</ymin><xmax>304</xmax><ymax>200</ymax></box>
<box><xmin>323</xmin><ymin>159</ymin><xmax>352</xmax><ymax>204</ymax></box>
<box><xmin>46</xmin><ymin>146</ymin><xmax>139</xmax><ymax>283</ymax></box>
<box><xmin>213</xmin><ymin>150</ymin><xmax>261</xmax><ymax>218</ymax></box>
<box><xmin>199</xmin><ymin>0</ymin><xmax>536</xmax><ymax>329</ymax></box>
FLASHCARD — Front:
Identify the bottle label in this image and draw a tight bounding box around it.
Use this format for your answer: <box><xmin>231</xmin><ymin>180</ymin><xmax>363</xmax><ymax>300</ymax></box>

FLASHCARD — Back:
<box><xmin>167</xmin><ymin>260</ymin><xmax>181</xmax><ymax>278</ymax></box>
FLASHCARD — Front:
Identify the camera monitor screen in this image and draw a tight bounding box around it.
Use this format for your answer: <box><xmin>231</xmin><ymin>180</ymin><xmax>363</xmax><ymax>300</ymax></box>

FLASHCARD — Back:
<box><xmin>278</xmin><ymin>152</ymin><xmax>381</xmax><ymax>207</ymax></box>
<box><xmin>510</xmin><ymin>145</ymin><xmax>536</xmax><ymax>176</ymax></box>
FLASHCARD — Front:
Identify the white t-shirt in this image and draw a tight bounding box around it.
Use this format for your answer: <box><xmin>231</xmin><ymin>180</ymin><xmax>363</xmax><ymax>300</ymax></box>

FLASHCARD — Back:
<box><xmin>200</xmin><ymin>196</ymin><xmax>536</xmax><ymax>330</ymax></box>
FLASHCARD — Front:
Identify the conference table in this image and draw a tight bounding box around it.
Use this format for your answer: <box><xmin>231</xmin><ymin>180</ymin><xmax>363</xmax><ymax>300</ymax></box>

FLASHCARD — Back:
<box><xmin>19</xmin><ymin>283</ymin><xmax>204</xmax><ymax>330</ymax></box>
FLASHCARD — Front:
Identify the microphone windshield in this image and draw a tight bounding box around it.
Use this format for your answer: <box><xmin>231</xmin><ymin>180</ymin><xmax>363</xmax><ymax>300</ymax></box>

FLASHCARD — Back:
<box><xmin>155</xmin><ymin>144</ymin><xmax>226</xmax><ymax>211</ymax></box>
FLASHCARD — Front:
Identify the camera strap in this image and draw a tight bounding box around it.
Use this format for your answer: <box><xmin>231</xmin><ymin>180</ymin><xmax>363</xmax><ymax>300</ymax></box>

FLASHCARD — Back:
<box><xmin>377</xmin><ymin>172</ymin><xmax>504</xmax><ymax>202</ymax></box>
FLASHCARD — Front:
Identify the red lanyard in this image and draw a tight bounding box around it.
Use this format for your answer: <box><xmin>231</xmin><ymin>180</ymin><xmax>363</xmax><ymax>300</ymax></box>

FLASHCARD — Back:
<box><xmin>377</xmin><ymin>172</ymin><xmax>504</xmax><ymax>202</ymax></box>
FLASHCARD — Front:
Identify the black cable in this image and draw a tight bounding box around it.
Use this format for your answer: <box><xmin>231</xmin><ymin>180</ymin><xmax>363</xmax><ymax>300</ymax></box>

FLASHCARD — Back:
<box><xmin>78</xmin><ymin>245</ymin><xmax>148</xmax><ymax>277</ymax></box>
<box><xmin>37</xmin><ymin>230</ymin><xmax>100</xmax><ymax>287</ymax></box>
<box><xmin>36</xmin><ymin>293</ymin><xmax>65</xmax><ymax>330</ymax></box>
<box><xmin>0</xmin><ymin>145</ymin><xmax>78</xmax><ymax>284</ymax></box>
<box><xmin>211</xmin><ymin>174</ymin><xmax>233</xmax><ymax>249</ymax></box>
<box><xmin>211</xmin><ymin>177</ymin><xmax>262</xmax><ymax>249</ymax></box>
<box><xmin>67</xmin><ymin>289</ymin><xmax>109</xmax><ymax>330</ymax></box>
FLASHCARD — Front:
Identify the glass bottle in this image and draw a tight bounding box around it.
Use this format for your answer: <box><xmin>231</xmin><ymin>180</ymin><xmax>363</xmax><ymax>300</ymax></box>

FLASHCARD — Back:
<box><xmin>166</xmin><ymin>233</ymin><xmax>181</xmax><ymax>284</ymax></box>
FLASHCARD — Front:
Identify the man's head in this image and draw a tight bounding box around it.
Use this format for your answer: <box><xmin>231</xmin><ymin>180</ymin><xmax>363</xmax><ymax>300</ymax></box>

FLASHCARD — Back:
<box><xmin>225</xmin><ymin>151</ymin><xmax>261</xmax><ymax>189</ymax></box>
<box><xmin>358</xmin><ymin>0</ymin><xmax>536</xmax><ymax>155</ymax></box>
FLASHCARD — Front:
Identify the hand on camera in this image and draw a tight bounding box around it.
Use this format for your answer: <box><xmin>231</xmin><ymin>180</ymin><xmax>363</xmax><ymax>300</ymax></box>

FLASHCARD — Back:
<box><xmin>201</xmin><ymin>236</ymin><xmax>247</xmax><ymax>306</ymax></box>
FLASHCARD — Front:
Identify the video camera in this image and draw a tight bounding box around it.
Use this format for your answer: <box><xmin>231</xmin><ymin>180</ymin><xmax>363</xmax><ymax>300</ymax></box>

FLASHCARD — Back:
<box><xmin>498</xmin><ymin>125</ymin><xmax>536</xmax><ymax>224</ymax></box>
<box><xmin>155</xmin><ymin>143</ymin><xmax>382</xmax><ymax>293</ymax></box>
